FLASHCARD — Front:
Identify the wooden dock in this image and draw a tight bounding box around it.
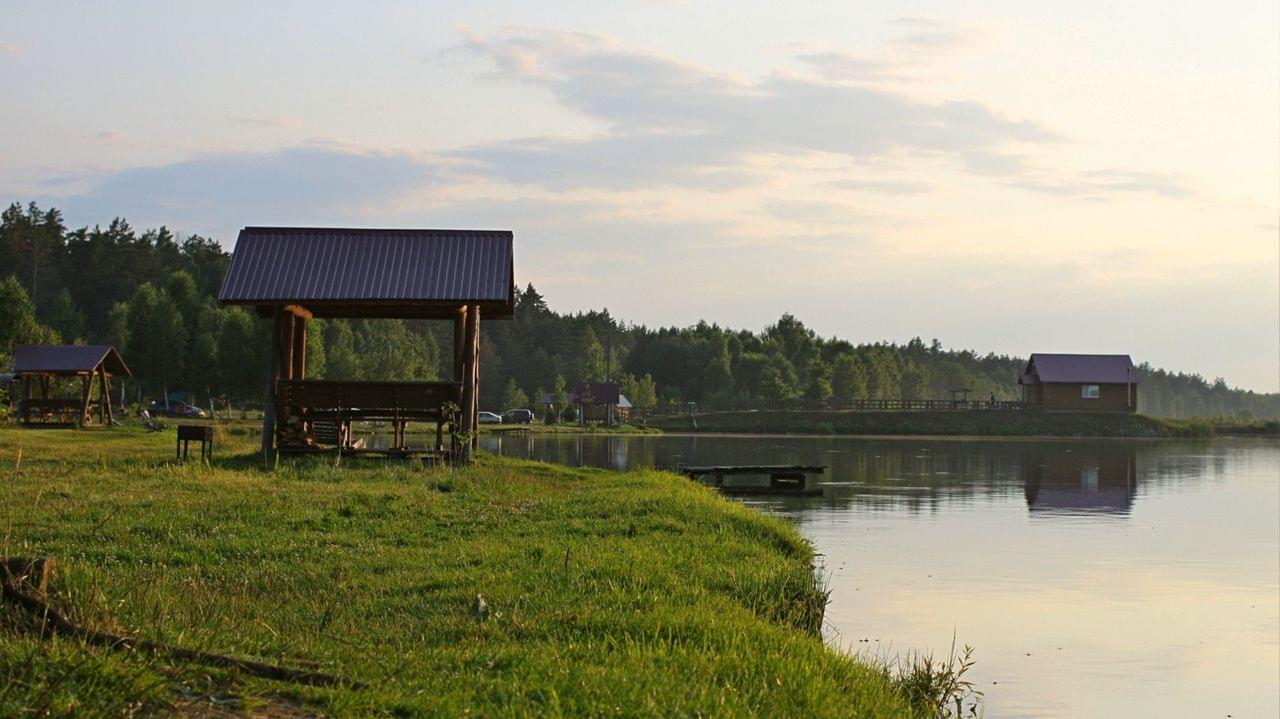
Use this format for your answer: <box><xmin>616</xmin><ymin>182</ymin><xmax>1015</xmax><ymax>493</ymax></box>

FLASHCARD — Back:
<box><xmin>675</xmin><ymin>465</ymin><xmax>826</xmax><ymax>492</ymax></box>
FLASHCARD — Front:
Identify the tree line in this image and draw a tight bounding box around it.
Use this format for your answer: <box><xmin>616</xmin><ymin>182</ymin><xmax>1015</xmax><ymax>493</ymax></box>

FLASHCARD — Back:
<box><xmin>2</xmin><ymin>201</ymin><xmax>1276</xmax><ymax>420</ymax></box>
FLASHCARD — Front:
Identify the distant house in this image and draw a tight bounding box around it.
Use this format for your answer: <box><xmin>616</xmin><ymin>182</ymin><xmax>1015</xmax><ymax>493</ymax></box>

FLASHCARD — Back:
<box><xmin>538</xmin><ymin>382</ymin><xmax>633</xmax><ymax>423</ymax></box>
<box><xmin>1018</xmin><ymin>354</ymin><xmax>1138</xmax><ymax>413</ymax></box>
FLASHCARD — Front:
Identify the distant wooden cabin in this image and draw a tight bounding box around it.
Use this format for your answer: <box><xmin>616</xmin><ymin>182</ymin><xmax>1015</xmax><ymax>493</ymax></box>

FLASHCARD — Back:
<box><xmin>1018</xmin><ymin>354</ymin><xmax>1137</xmax><ymax>413</ymax></box>
<box><xmin>12</xmin><ymin>344</ymin><xmax>131</xmax><ymax>426</ymax></box>
<box><xmin>538</xmin><ymin>382</ymin><xmax>632</xmax><ymax>424</ymax></box>
<box><xmin>217</xmin><ymin>226</ymin><xmax>514</xmax><ymax>460</ymax></box>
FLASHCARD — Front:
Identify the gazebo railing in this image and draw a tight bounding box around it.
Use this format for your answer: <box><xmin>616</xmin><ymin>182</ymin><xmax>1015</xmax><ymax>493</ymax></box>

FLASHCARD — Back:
<box><xmin>276</xmin><ymin>379</ymin><xmax>463</xmax><ymax>453</ymax></box>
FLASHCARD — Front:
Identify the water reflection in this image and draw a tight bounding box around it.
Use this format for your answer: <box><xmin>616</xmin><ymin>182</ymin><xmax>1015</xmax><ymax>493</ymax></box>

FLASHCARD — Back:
<box><xmin>1022</xmin><ymin>446</ymin><xmax>1136</xmax><ymax>515</ymax></box>
<box><xmin>484</xmin><ymin>433</ymin><xmax>1280</xmax><ymax>718</ymax></box>
<box><xmin>484</xmin><ymin>434</ymin><xmax>1152</xmax><ymax>516</ymax></box>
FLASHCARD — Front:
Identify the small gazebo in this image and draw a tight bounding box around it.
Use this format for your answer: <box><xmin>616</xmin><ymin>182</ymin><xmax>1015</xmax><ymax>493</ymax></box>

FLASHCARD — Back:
<box><xmin>218</xmin><ymin>226</ymin><xmax>515</xmax><ymax>460</ymax></box>
<box><xmin>13</xmin><ymin>344</ymin><xmax>131</xmax><ymax>426</ymax></box>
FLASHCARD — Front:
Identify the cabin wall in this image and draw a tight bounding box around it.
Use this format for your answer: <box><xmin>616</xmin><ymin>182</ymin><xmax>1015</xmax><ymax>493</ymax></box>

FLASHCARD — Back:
<box><xmin>1040</xmin><ymin>382</ymin><xmax>1136</xmax><ymax>412</ymax></box>
<box><xmin>1021</xmin><ymin>384</ymin><xmax>1043</xmax><ymax>404</ymax></box>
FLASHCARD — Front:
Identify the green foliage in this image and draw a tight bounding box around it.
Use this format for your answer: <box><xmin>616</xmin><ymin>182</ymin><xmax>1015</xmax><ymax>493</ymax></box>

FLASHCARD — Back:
<box><xmin>2</xmin><ymin>201</ymin><xmax>1275</xmax><ymax>419</ymax></box>
<box><xmin>0</xmin><ymin>276</ymin><xmax>59</xmax><ymax>362</ymax></box>
<box><xmin>832</xmin><ymin>354</ymin><xmax>869</xmax><ymax>407</ymax></box>
<box><xmin>46</xmin><ymin>287</ymin><xmax>85</xmax><ymax>342</ymax></box>
<box><xmin>620</xmin><ymin>373</ymin><xmax>658</xmax><ymax>411</ymax></box>
<box><xmin>501</xmin><ymin>377</ymin><xmax>529</xmax><ymax>410</ymax></box>
<box><xmin>891</xmin><ymin>641</ymin><xmax>983</xmax><ymax>718</ymax></box>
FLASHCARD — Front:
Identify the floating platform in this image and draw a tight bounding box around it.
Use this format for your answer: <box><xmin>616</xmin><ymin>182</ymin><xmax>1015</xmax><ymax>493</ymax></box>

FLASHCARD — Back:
<box><xmin>674</xmin><ymin>465</ymin><xmax>826</xmax><ymax>493</ymax></box>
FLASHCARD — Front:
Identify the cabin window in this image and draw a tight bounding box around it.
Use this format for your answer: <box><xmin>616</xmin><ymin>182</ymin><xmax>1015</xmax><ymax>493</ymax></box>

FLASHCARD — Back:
<box><xmin>1081</xmin><ymin>384</ymin><xmax>1100</xmax><ymax>399</ymax></box>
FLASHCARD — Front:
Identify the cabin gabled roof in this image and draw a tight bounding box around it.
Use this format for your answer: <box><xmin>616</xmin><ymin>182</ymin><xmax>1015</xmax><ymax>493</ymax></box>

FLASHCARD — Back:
<box><xmin>218</xmin><ymin>227</ymin><xmax>515</xmax><ymax>319</ymax></box>
<box><xmin>1021</xmin><ymin>354</ymin><xmax>1137</xmax><ymax>385</ymax></box>
<box><xmin>13</xmin><ymin>344</ymin><xmax>132</xmax><ymax>376</ymax></box>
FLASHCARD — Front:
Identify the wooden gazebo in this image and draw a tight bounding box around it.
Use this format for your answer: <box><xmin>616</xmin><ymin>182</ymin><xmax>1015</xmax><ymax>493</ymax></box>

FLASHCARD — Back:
<box><xmin>217</xmin><ymin>227</ymin><xmax>514</xmax><ymax>460</ymax></box>
<box><xmin>13</xmin><ymin>344</ymin><xmax>131</xmax><ymax>426</ymax></box>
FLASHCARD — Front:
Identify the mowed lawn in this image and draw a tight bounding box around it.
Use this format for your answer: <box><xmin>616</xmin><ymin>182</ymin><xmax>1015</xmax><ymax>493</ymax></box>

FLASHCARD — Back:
<box><xmin>0</xmin><ymin>426</ymin><xmax>918</xmax><ymax>717</ymax></box>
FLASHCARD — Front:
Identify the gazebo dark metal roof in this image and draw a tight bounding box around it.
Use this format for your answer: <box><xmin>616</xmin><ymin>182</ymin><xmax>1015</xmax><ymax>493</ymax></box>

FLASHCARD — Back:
<box><xmin>218</xmin><ymin>227</ymin><xmax>515</xmax><ymax>319</ymax></box>
<box><xmin>13</xmin><ymin>345</ymin><xmax>132</xmax><ymax>376</ymax></box>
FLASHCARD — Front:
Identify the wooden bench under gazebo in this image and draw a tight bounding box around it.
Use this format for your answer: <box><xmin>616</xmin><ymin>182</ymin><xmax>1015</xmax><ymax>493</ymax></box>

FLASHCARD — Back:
<box><xmin>217</xmin><ymin>226</ymin><xmax>514</xmax><ymax>461</ymax></box>
<box><xmin>12</xmin><ymin>344</ymin><xmax>131</xmax><ymax>427</ymax></box>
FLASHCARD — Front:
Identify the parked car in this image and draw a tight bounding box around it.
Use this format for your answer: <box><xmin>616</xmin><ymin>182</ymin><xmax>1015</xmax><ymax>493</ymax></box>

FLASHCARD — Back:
<box><xmin>478</xmin><ymin>411</ymin><xmax>503</xmax><ymax>425</ymax></box>
<box><xmin>502</xmin><ymin>408</ymin><xmax>534</xmax><ymax>424</ymax></box>
<box><xmin>148</xmin><ymin>400</ymin><xmax>207</xmax><ymax>419</ymax></box>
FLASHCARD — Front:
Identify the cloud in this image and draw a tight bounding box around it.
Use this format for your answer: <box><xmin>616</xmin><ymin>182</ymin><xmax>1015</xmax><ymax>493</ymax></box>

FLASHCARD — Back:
<box><xmin>448</xmin><ymin>132</ymin><xmax>760</xmax><ymax>191</ymax></box>
<box><xmin>1014</xmin><ymin>168</ymin><xmax>1196</xmax><ymax>200</ymax></box>
<box><xmin>92</xmin><ymin>130</ymin><xmax>128</xmax><ymax>143</ymax></box>
<box><xmin>223</xmin><ymin>114</ymin><xmax>304</xmax><ymax>129</ymax></box>
<box><xmin>829</xmin><ymin>178</ymin><xmax>933</xmax><ymax>194</ymax></box>
<box><xmin>796</xmin><ymin>17</ymin><xmax>992</xmax><ymax>84</ymax></box>
<box><xmin>886</xmin><ymin>17</ymin><xmax>989</xmax><ymax>54</ymax></box>
<box><xmin>0</xmin><ymin>42</ymin><xmax>22</xmax><ymax>56</ymax></box>
<box><xmin>793</xmin><ymin>52</ymin><xmax>915</xmax><ymax>83</ymax></box>
<box><xmin>451</xmin><ymin>26</ymin><xmax>1199</xmax><ymax>203</ymax></box>
<box><xmin>453</xmin><ymin>28</ymin><xmax>1054</xmax><ymax>191</ymax></box>
<box><xmin>49</xmin><ymin>143</ymin><xmax>440</xmax><ymax>241</ymax></box>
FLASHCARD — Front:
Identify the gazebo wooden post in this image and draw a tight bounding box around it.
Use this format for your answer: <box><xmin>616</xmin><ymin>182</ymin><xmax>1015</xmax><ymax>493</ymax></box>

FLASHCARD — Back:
<box><xmin>21</xmin><ymin>375</ymin><xmax>30</xmax><ymax>425</ymax></box>
<box><xmin>261</xmin><ymin>307</ymin><xmax>285</xmax><ymax>456</ymax></box>
<box><xmin>98</xmin><ymin>370</ymin><xmax>112</xmax><ymax>424</ymax></box>
<box><xmin>453</xmin><ymin>306</ymin><xmax>467</xmax><ymax>383</ymax></box>
<box><xmin>291</xmin><ymin>314</ymin><xmax>307</xmax><ymax>434</ymax></box>
<box><xmin>79</xmin><ymin>374</ymin><xmax>92</xmax><ymax>427</ymax></box>
<box><xmin>459</xmin><ymin>304</ymin><xmax>480</xmax><ymax>461</ymax></box>
<box><xmin>291</xmin><ymin>317</ymin><xmax>307</xmax><ymax>380</ymax></box>
<box><xmin>471</xmin><ymin>306</ymin><xmax>481</xmax><ymax>451</ymax></box>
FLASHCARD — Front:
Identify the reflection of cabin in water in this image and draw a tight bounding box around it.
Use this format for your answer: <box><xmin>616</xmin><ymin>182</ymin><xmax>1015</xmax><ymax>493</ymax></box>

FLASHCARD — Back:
<box><xmin>1023</xmin><ymin>445</ymin><xmax>1137</xmax><ymax>514</ymax></box>
<box><xmin>218</xmin><ymin>227</ymin><xmax>514</xmax><ymax>460</ymax></box>
<box><xmin>12</xmin><ymin>344</ymin><xmax>131</xmax><ymax>427</ymax></box>
<box><xmin>1019</xmin><ymin>354</ymin><xmax>1138</xmax><ymax>412</ymax></box>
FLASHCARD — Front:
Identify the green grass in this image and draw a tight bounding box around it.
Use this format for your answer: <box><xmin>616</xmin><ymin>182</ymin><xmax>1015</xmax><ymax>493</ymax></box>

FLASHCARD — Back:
<box><xmin>651</xmin><ymin>409</ymin><xmax>1217</xmax><ymax>437</ymax></box>
<box><xmin>0</xmin><ymin>425</ymin><xmax>919</xmax><ymax>717</ymax></box>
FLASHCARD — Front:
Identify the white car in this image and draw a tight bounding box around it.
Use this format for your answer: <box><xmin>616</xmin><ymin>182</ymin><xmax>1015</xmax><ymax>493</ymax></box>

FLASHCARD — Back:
<box><xmin>478</xmin><ymin>411</ymin><xmax>503</xmax><ymax>424</ymax></box>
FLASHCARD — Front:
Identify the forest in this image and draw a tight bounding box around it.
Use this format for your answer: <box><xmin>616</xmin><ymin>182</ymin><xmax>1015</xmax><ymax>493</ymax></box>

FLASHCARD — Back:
<box><xmin>2</xmin><ymin>201</ymin><xmax>1277</xmax><ymax>420</ymax></box>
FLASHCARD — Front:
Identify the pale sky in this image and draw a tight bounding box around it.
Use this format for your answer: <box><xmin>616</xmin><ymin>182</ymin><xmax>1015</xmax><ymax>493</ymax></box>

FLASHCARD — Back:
<box><xmin>2</xmin><ymin>1</ymin><xmax>1277</xmax><ymax>391</ymax></box>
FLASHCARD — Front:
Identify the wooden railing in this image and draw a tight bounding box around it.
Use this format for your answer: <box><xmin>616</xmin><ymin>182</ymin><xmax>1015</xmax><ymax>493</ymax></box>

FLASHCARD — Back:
<box><xmin>277</xmin><ymin>379</ymin><xmax>462</xmax><ymax>417</ymax></box>
<box><xmin>275</xmin><ymin>380</ymin><xmax>464</xmax><ymax>453</ymax></box>
<box><xmin>19</xmin><ymin>398</ymin><xmax>87</xmax><ymax>425</ymax></box>
<box><xmin>643</xmin><ymin>398</ymin><xmax>1027</xmax><ymax>418</ymax></box>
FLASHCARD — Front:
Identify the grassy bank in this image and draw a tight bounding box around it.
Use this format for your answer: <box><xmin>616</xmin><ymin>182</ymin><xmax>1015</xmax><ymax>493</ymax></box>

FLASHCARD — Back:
<box><xmin>650</xmin><ymin>409</ymin><xmax>1218</xmax><ymax>437</ymax></box>
<box><xmin>0</xmin><ymin>426</ymin><xmax>918</xmax><ymax>717</ymax></box>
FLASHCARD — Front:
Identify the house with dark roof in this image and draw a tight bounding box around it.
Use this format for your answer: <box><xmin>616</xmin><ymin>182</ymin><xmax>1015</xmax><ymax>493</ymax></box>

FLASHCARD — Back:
<box><xmin>536</xmin><ymin>383</ymin><xmax>633</xmax><ymax>424</ymax></box>
<box><xmin>1018</xmin><ymin>353</ymin><xmax>1138</xmax><ymax>413</ymax></box>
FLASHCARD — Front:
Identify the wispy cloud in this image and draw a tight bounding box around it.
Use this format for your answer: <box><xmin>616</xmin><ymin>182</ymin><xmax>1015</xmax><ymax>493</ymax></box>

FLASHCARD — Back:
<box><xmin>795</xmin><ymin>17</ymin><xmax>994</xmax><ymax>84</ymax></box>
<box><xmin>50</xmin><ymin>142</ymin><xmax>439</xmax><ymax>237</ymax></box>
<box><xmin>0</xmin><ymin>42</ymin><xmax>22</xmax><ymax>56</ymax></box>
<box><xmin>223</xmin><ymin>114</ymin><xmax>304</xmax><ymax>129</ymax></box>
<box><xmin>453</xmin><ymin>28</ymin><xmax>1053</xmax><ymax>191</ymax></box>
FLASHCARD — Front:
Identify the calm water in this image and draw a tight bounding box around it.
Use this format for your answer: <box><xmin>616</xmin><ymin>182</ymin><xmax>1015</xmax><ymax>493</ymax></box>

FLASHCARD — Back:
<box><xmin>481</xmin><ymin>433</ymin><xmax>1280</xmax><ymax>718</ymax></box>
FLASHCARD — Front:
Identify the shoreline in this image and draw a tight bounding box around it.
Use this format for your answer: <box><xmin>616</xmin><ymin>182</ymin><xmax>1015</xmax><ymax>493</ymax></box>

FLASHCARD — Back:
<box><xmin>647</xmin><ymin>409</ymin><xmax>1275</xmax><ymax>438</ymax></box>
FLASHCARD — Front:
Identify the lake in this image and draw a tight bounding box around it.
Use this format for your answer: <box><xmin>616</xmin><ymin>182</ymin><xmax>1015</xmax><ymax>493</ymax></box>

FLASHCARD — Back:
<box><xmin>481</xmin><ymin>433</ymin><xmax>1280</xmax><ymax>718</ymax></box>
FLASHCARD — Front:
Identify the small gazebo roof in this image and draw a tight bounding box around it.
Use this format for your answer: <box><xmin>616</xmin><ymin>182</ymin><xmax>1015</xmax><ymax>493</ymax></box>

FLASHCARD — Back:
<box><xmin>218</xmin><ymin>227</ymin><xmax>515</xmax><ymax>319</ymax></box>
<box><xmin>12</xmin><ymin>345</ymin><xmax>132</xmax><ymax>376</ymax></box>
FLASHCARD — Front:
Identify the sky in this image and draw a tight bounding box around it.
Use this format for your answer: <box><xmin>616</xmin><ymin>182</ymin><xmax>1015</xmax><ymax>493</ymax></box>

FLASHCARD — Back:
<box><xmin>1</xmin><ymin>1</ymin><xmax>1277</xmax><ymax>391</ymax></box>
